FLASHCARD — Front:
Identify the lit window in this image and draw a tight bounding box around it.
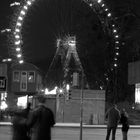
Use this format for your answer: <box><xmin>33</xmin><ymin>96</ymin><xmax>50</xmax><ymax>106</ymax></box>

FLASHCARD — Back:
<box><xmin>28</xmin><ymin>71</ymin><xmax>35</xmax><ymax>83</ymax></box>
<box><xmin>13</xmin><ymin>71</ymin><xmax>20</xmax><ymax>82</ymax></box>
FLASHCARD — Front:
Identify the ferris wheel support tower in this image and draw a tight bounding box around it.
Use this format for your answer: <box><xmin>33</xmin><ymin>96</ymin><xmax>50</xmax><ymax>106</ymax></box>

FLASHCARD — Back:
<box><xmin>46</xmin><ymin>35</ymin><xmax>86</xmax><ymax>88</ymax></box>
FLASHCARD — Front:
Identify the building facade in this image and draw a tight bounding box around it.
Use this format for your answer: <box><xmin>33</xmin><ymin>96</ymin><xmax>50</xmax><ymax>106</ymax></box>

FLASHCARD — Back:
<box><xmin>7</xmin><ymin>62</ymin><xmax>44</xmax><ymax>109</ymax></box>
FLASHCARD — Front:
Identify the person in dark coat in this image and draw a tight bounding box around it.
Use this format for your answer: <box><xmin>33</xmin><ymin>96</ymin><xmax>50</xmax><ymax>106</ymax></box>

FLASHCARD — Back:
<box><xmin>27</xmin><ymin>95</ymin><xmax>55</xmax><ymax>140</ymax></box>
<box><xmin>120</xmin><ymin>108</ymin><xmax>129</xmax><ymax>140</ymax></box>
<box><xmin>22</xmin><ymin>102</ymin><xmax>32</xmax><ymax>118</ymax></box>
<box><xmin>12</xmin><ymin>109</ymin><xmax>30</xmax><ymax>140</ymax></box>
<box><xmin>105</xmin><ymin>104</ymin><xmax>120</xmax><ymax>140</ymax></box>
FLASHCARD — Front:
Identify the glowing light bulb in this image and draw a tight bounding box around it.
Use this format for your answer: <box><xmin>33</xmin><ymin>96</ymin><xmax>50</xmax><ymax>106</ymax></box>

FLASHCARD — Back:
<box><xmin>18</xmin><ymin>16</ymin><xmax>23</xmax><ymax>21</ymax></box>
<box><xmin>15</xmin><ymin>35</ymin><xmax>20</xmax><ymax>39</ymax></box>
<box><xmin>15</xmin><ymin>28</ymin><xmax>20</xmax><ymax>33</ymax></box>
<box><xmin>89</xmin><ymin>3</ymin><xmax>93</xmax><ymax>7</ymax></box>
<box><xmin>24</xmin><ymin>6</ymin><xmax>28</xmax><ymax>10</ymax></box>
<box><xmin>19</xmin><ymin>60</ymin><xmax>24</xmax><ymax>64</ymax></box>
<box><xmin>101</xmin><ymin>4</ymin><xmax>105</xmax><ymax>7</ymax></box>
<box><xmin>114</xmin><ymin>63</ymin><xmax>117</xmax><ymax>67</ymax></box>
<box><xmin>17</xmin><ymin>22</ymin><xmax>22</xmax><ymax>27</ymax></box>
<box><xmin>113</xmin><ymin>29</ymin><xmax>117</xmax><ymax>33</ymax></box>
<box><xmin>17</xmin><ymin>54</ymin><xmax>22</xmax><ymax>58</ymax></box>
<box><xmin>21</xmin><ymin>10</ymin><xmax>26</xmax><ymax>15</ymax></box>
<box><xmin>105</xmin><ymin>8</ymin><xmax>108</xmax><ymax>11</ymax></box>
<box><xmin>15</xmin><ymin>40</ymin><xmax>21</xmax><ymax>45</ymax></box>
<box><xmin>16</xmin><ymin>47</ymin><xmax>21</xmax><ymax>52</ymax></box>
<box><xmin>27</xmin><ymin>1</ymin><xmax>32</xmax><ymax>5</ymax></box>
<box><xmin>107</xmin><ymin>13</ymin><xmax>111</xmax><ymax>17</ymax></box>
<box><xmin>97</xmin><ymin>0</ymin><xmax>102</xmax><ymax>3</ymax></box>
<box><xmin>115</xmin><ymin>41</ymin><xmax>119</xmax><ymax>44</ymax></box>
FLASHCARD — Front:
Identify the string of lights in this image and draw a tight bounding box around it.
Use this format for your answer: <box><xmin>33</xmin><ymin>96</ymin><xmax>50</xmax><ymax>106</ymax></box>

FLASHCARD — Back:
<box><xmin>83</xmin><ymin>0</ymin><xmax>121</xmax><ymax>70</ymax></box>
<box><xmin>11</xmin><ymin>0</ymin><xmax>121</xmax><ymax>72</ymax></box>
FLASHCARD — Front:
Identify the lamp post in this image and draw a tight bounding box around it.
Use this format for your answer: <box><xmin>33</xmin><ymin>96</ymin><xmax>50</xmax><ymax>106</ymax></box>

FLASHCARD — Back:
<box><xmin>80</xmin><ymin>70</ymin><xmax>84</xmax><ymax>140</ymax></box>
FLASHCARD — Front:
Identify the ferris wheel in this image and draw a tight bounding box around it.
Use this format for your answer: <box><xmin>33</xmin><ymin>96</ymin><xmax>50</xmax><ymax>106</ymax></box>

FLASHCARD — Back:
<box><xmin>10</xmin><ymin>0</ymin><xmax>122</xmax><ymax>89</ymax></box>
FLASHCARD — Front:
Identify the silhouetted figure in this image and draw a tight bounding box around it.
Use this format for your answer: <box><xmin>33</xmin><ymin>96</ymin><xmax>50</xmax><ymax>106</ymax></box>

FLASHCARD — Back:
<box><xmin>27</xmin><ymin>95</ymin><xmax>55</xmax><ymax>140</ymax></box>
<box><xmin>23</xmin><ymin>102</ymin><xmax>32</xmax><ymax>118</ymax></box>
<box><xmin>105</xmin><ymin>104</ymin><xmax>120</xmax><ymax>140</ymax></box>
<box><xmin>12</xmin><ymin>109</ymin><xmax>30</xmax><ymax>140</ymax></box>
<box><xmin>23</xmin><ymin>102</ymin><xmax>32</xmax><ymax>139</ymax></box>
<box><xmin>120</xmin><ymin>108</ymin><xmax>129</xmax><ymax>140</ymax></box>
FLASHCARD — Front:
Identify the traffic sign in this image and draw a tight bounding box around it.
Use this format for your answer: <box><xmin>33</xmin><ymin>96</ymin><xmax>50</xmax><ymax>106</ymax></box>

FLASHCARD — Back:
<box><xmin>0</xmin><ymin>77</ymin><xmax>6</xmax><ymax>91</ymax></box>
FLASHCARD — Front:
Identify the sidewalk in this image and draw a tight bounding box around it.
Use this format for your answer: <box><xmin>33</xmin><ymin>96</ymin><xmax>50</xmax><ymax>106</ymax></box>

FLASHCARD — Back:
<box><xmin>1</xmin><ymin>122</ymin><xmax>140</xmax><ymax>129</ymax></box>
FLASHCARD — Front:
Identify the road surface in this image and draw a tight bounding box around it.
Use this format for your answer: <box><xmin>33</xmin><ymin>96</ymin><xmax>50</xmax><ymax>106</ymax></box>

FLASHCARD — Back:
<box><xmin>0</xmin><ymin>125</ymin><xmax>140</xmax><ymax>140</ymax></box>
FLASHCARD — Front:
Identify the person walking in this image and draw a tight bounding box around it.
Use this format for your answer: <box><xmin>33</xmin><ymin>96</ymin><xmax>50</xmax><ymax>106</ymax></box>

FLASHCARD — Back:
<box><xmin>120</xmin><ymin>108</ymin><xmax>129</xmax><ymax>140</ymax></box>
<box><xmin>26</xmin><ymin>94</ymin><xmax>55</xmax><ymax>140</ymax></box>
<box><xmin>105</xmin><ymin>104</ymin><xmax>120</xmax><ymax>140</ymax></box>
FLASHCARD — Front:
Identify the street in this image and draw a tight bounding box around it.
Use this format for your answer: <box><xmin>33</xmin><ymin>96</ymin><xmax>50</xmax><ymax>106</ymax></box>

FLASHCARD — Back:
<box><xmin>0</xmin><ymin>125</ymin><xmax>140</xmax><ymax>140</ymax></box>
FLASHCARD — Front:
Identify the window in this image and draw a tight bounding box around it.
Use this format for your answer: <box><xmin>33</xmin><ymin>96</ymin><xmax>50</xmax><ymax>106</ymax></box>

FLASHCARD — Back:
<box><xmin>0</xmin><ymin>79</ymin><xmax>5</xmax><ymax>88</ymax></box>
<box><xmin>20</xmin><ymin>71</ymin><xmax>27</xmax><ymax>91</ymax></box>
<box><xmin>13</xmin><ymin>71</ymin><xmax>20</xmax><ymax>82</ymax></box>
<box><xmin>28</xmin><ymin>71</ymin><xmax>35</xmax><ymax>83</ymax></box>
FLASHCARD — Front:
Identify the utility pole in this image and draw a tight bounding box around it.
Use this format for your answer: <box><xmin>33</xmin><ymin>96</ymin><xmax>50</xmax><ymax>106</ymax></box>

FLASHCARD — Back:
<box><xmin>80</xmin><ymin>70</ymin><xmax>84</xmax><ymax>140</ymax></box>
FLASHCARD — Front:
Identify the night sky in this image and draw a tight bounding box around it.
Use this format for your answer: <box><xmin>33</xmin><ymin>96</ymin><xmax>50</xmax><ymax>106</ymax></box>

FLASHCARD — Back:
<box><xmin>1</xmin><ymin>0</ymin><xmax>140</xmax><ymax>89</ymax></box>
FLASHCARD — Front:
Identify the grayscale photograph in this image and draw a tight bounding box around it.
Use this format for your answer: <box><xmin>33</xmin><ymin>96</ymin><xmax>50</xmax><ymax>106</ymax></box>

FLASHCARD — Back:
<box><xmin>0</xmin><ymin>0</ymin><xmax>140</xmax><ymax>140</ymax></box>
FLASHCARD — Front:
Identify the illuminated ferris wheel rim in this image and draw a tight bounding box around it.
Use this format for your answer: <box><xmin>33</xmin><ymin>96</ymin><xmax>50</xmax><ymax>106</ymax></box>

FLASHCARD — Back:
<box><xmin>13</xmin><ymin>0</ymin><xmax>120</xmax><ymax>67</ymax></box>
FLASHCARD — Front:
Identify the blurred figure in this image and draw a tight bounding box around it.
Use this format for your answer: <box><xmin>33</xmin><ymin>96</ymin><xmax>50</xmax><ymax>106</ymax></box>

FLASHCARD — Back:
<box><xmin>12</xmin><ymin>108</ymin><xmax>30</xmax><ymax>140</ymax></box>
<box><xmin>23</xmin><ymin>102</ymin><xmax>32</xmax><ymax>139</ymax></box>
<box><xmin>105</xmin><ymin>104</ymin><xmax>120</xmax><ymax>140</ymax></box>
<box><xmin>22</xmin><ymin>102</ymin><xmax>32</xmax><ymax>118</ymax></box>
<box><xmin>120</xmin><ymin>108</ymin><xmax>129</xmax><ymax>140</ymax></box>
<box><xmin>27</xmin><ymin>95</ymin><xmax>55</xmax><ymax>140</ymax></box>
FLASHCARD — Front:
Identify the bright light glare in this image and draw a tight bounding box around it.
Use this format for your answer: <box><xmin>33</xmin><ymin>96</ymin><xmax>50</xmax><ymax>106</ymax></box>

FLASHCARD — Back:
<box><xmin>17</xmin><ymin>96</ymin><xmax>28</xmax><ymax>109</ymax></box>
<box><xmin>10</xmin><ymin>2</ymin><xmax>20</xmax><ymax>7</ymax></box>
<box><xmin>21</xmin><ymin>10</ymin><xmax>26</xmax><ymax>15</ymax></box>
<box><xmin>18</xmin><ymin>16</ymin><xmax>23</xmax><ymax>21</ymax></box>
<box><xmin>107</xmin><ymin>13</ymin><xmax>111</xmax><ymax>17</ymax></box>
<box><xmin>17</xmin><ymin>54</ymin><xmax>22</xmax><ymax>58</ymax></box>
<box><xmin>97</xmin><ymin>0</ymin><xmax>102</xmax><ymax>3</ymax></box>
<box><xmin>8</xmin><ymin>58</ymin><xmax>12</xmax><ymax>61</ymax></box>
<box><xmin>17</xmin><ymin>22</ymin><xmax>22</xmax><ymax>26</ymax></box>
<box><xmin>24</xmin><ymin>6</ymin><xmax>28</xmax><ymax>10</ymax></box>
<box><xmin>15</xmin><ymin>28</ymin><xmax>20</xmax><ymax>32</ymax></box>
<box><xmin>16</xmin><ymin>47</ymin><xmax>21</xmax><ymax>51</ymax></box>
<box><xmin>89</xmin><ymin>3</ymin><xmax>93</xmax><ymax>7</ymax></box>
<box><xmin>105</xmin><ymin>8</ymin><xmax>108</xmax><ymax>11</ymax></box>
<box><xmin>19</xmin><ymin>60</ymin><xmax>24</xmax><ymax>64</ymax></box>
<box><xmin>59</xmin><ymin>89</ymin><xmax>63</xmax><ymax>93</ymax></box>
<box><xmin>27</xmin><ymin>1</ymin><xmax>32</xmax><ymax>5</ymax></box>
<box><xmin>0</xmin><ymin>101</ymin><xmax>8</xmax><ymax>110</ymax></box>
<box><xmin>114</xmin><ymin>63</ymin><xmax>117</xmax><ymax>67</ymax></box>
<box><xmin>101</xmin><ymin>4</ymin><xmax>105</xmax><ymax>7</ymax></box>
<box><xmin>15</xmin><ymin>40</ymin><xmax>21</xmax><ymax>45</ymax></box>
<box><xmin>135</xmin><ymin>83</ymin><xmax>140</xmax><ymax>103</ymax></box>
<box><xmin>68</xmin><ymin>40</ymin><xmax>76</xmax><ymax>47</ymax></box>
<box><xmin>113</xmin><ymin>29</ymin><xmax>117</xmax><ymax>33</ymax></box>
<box><xmin>15</xmin><ymin>35</ymin><xmax>20</xmax><ymax>39</ymax></box>
<box><xmin>44</xmin><ymin>87</ymin><xmax>57</xmax><ymax>95</ymax></box>
<box><xmin>66</xmin><ymin>84</ymin><xmax>70</xmax><ymax>91</ymax></box>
